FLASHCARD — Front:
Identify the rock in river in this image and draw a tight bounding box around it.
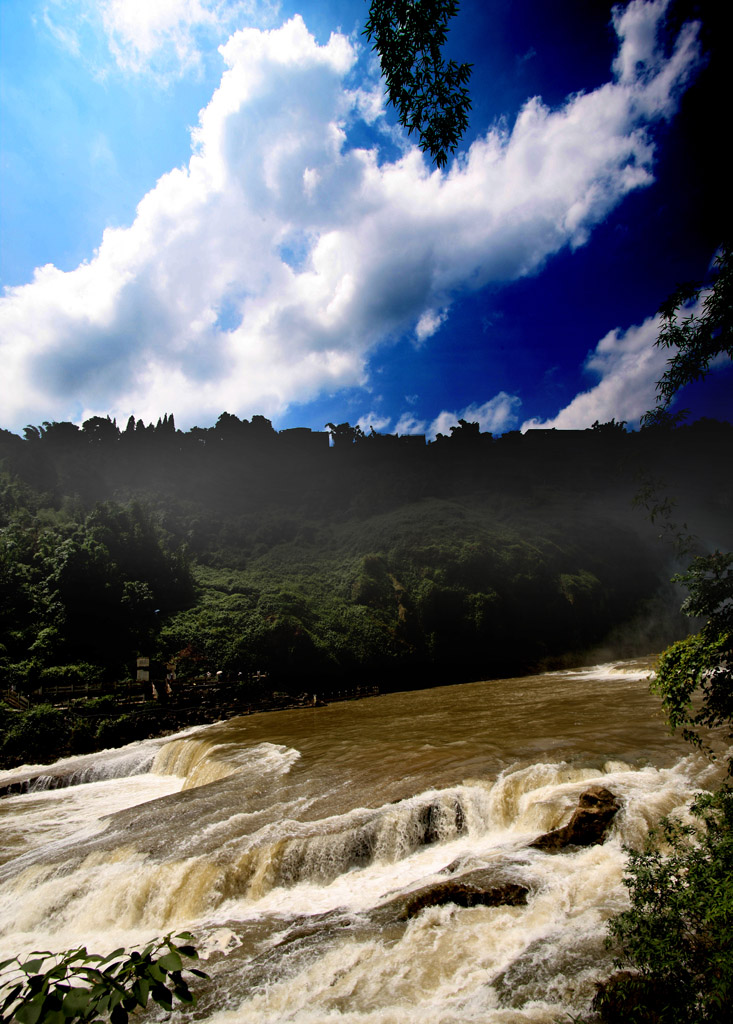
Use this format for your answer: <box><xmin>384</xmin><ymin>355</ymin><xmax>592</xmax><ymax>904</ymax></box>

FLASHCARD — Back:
<box><xmin>529</xmin><ymin>785</ymin><xmax>620</xmax><ymax>852</ymax></box>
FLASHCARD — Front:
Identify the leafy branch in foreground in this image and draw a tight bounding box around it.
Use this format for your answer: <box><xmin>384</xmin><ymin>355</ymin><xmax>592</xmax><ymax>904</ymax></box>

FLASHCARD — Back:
<box><xmin>631</xmin><ymin>474</ymin><xmax>697</xmax><ymax>558</ymax></box>
<box><xmin>363</xmin><ymin>0</ymin><xmax>472</xmax><ymax>168</ymax></box>
<box><xmin>652</xmin><ymin>551</ymin><xmax>733</xmax><ymax>763</ymax></box>
<box><xmin>588</xmin><ymin>789</ymin><xmax>733</xmax><ymax>1024</ymax></box>
<box><xmin>0</xmin><ymin>933</ymin><xmax>207</xmax><ymax>1024</ymax></box>
<box><xmin>643</xmin><ymin>242</ymin><xmax>732</xmax><ymax>424</ymax></box>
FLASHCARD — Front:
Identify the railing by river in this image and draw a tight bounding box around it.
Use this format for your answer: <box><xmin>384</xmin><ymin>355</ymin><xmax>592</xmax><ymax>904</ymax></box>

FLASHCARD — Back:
<box><xmin>2</xmin><ymin>679</ymin><xmax>380</xmax><ymax>714</ymax></box>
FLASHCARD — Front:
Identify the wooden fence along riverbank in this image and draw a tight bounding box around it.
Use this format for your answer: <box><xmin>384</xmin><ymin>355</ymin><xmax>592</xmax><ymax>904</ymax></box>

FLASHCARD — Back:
<box><xmin>2</xmin><ymin>676</ymin><xmax>380</xmax><ymax>712</ymax></box>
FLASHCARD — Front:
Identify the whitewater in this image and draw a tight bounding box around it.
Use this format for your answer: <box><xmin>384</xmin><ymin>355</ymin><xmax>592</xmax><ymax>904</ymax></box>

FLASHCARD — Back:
<box><xmin>0</xmin><ymin>657</ymin><xmax>723</xmax><ymax>1022</ymax></box>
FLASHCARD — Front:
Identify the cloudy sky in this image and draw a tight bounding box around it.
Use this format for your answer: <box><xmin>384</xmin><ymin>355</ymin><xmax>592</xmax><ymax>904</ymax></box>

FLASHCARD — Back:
<box><xmin>1</xmin><ymin>0</ymin><xmax>730</xmax><ymax>437</ymax></box>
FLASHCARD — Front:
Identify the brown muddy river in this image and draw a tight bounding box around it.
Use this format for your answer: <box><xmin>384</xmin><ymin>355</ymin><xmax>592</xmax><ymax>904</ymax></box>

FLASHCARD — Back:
<box><xmin>0</xmin><ymin>658</ymin><xmax>723</xmax><ymax>1022</ymax></box>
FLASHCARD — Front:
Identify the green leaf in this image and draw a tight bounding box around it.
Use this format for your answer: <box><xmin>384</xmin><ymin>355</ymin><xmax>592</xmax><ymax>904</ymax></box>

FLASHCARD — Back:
<box><xmin>107</xmin><ymin>986</ymin><xmax>124</xmax><ymax>1009</ymax></box>
<box><xmin>96</xmin><ymin>992</ymin><xmax>111</xmax><ymax>1015</ymax></box>
<box><xmin>26</xmin><ymin>976</ymin><xmax>47</xmax><ymax>995</ymax></box>
<box><xmin>40</xmin><ymin>1011</ymin><xmax>65</xmax><ymax>1024</ymax></box>
<box><xmin>98</xmin><ymin>948</ymin><xmax>126</xmax><ymax>966</ymax></box>
<box><xmin>62</xmin><ymin>987</ymin><xmax>93</xmax><ymax>1014</ymax></box>
<box><xmin>157</xmin><ymin>951</ymin><xmax>182</xmax><ymax>973</ymax></box>
<box><xmin>151</xmin><ymin>982</ymin><xmax>173</xmax><ymax>1012</ymax></box>
<box><xmin>146</xmin><ymin>963</ymin><xmax>166</xmax><ymax>983</ymax></box>
<box><xmin>3</xmin><ymin>935</ymin><xmax>205</xmax><ymax>1023</ymax></box>
<box><xmin>63</xmin><ymin>950</ymin><xmax>90</xmax><ymax>964</ymax></box>
<box><xmin>131</xmin><ymin>977</ymin><xmax>150</xmax><ymax>1007</ymax></box>
<box><xmin>20</xmin><ymin>959</ymin><xmax>45</xmax><ymax>975</ymax></box>
<box><xmin>110</xmin><ymin>1000</ymin><xmax>128</xmax><ymax>1024</ymax></box>
<box><xmin>78</xmin><ymin>967</ymin><xmax>105</xmax><ymax>985</ymax></box>
<box><xmin>16</xmin><ymin>995</ymin><xmax>44</xmax><ymax>1024</ymax></box>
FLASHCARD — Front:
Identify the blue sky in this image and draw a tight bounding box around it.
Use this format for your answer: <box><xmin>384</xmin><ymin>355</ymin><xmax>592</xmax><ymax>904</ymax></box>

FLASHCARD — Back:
<box><xmin>1</xmin><ymin>0</ymin><xmax>730</xmax><ymax>437</ymax></box>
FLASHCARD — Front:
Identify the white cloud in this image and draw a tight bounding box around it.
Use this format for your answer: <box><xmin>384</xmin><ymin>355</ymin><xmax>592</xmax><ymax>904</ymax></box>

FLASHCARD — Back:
<box><xmin>99</xmin><ymin>0</ymin><xmax>264</xmax><ymax>75</ymax></box>
<box><xmin>0</xmin><ymin>2</ymin><xmax>701</xmax><ymax>431</ymax></box>
<box><xmin>44</xmin><ymin>0</ymin><xmax>272</xmax><ymax>79</ymax></box>
<box><xmin>429</xmin><ymin>393</ymin><xmax>522</xmax><ymax>438</ymax></box>
<box><xmin>415</xmin><ymin>307</ymin><xmax>448</xmax><ymax>343</ymax></box>
<box><xmin>357</xmin><ymin>411</ymin><xmax>391</xmax><ymax>433</ymax></box>
<box><xmin>390</xmin><ymin>392</ymin><xmax>522</xmax><ymax>440</ymax></box>
<box><xmin>42</xmin><ymin>5</ymin><xmax>82</xmax><ymax>57</ymax></box>
<box><xmin>520</xmin><ymin>311</ymin><xmax>673</xmax><ymax>431</ymax></box>
<box><xmin>394</xmin><ymin>414</ymin><xmax>427</xmax><ymax>436</ymax></box>
<box><xmin>521</xmin><ymin>283</ymin><xmax>731</xmax><ymax>432</ymax></box>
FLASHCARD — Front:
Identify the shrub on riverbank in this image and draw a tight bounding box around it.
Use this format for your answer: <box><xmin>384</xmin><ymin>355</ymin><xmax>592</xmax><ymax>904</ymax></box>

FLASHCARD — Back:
<box><xmin>0</xmin><ymin>700</ymin><xmax>169</xmax><ymax>769</ymax></box>
<box><xmin>584</xmin><ymin>789</ymin><xmax>733</xmax><ymax>1024</ymax></box>
<box><xmin>581</xmin><ymin>551</ymin><xmax>733</xmax><ymax>1020</ymax></box>
<box><xmin>0</xmin><ymin>703</ymin><xmax>71</xmax><ymax>765</ymax></box>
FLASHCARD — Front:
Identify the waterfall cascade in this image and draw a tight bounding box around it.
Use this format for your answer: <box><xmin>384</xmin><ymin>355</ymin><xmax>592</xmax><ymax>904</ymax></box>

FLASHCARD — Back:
<box><xmin>0</xmin><ymin>658</ymin><xmax>722</xmax><ymax>1023</ymax></box>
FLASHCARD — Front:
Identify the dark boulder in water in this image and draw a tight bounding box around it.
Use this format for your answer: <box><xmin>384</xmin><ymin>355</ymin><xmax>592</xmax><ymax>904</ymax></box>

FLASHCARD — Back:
<box><xmin>370</xmin><ymin>868</ymin><xmax>530</xmax><ymax>924</ymax></box>
<box><xmin>530</xmin><ymin>785</ymin><xmax>620</xmax><ymax>852</ymax></box>
<box><xmin>401</xmin><ymin>880</ymin><xmax>529</xmax><ymax>918</ymax></box>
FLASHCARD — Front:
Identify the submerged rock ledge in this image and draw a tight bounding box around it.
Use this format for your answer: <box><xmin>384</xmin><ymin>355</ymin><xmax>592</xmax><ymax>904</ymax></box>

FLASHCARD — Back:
<box><xmin>375</xmin><ymin>787</ymin><xmax>621</xmax><ymax>922</ymax></box>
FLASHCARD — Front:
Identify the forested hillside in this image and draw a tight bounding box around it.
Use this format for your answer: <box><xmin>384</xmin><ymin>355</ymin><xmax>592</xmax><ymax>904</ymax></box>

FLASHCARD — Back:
<box><xmin>1</xmin><ymin>415</ymin><xmax>731</xmax><ymax>699</ymax></box>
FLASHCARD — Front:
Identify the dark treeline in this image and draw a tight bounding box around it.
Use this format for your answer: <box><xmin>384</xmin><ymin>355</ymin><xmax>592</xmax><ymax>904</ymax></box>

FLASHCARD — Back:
<box><xmin>1</xmin><ymin>413</ymin><xmax>732</xmax><ymax>736</ymax></box>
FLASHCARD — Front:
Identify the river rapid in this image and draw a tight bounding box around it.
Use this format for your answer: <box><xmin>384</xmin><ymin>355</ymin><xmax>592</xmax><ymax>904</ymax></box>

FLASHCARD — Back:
<box><xmin>0</xmin><ymin>658</ymin><xmax>724</xmax><ymax>1023</ymax></box>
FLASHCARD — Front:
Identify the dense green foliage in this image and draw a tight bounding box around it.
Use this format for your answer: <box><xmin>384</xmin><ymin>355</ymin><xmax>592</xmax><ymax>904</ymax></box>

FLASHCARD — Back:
<box><xmin>652</xmin><ymin>551</ymin><xmax>733</xmax><ymax>760</ymax></box>
<box><xmin>0</xmin><ymin>933</ymin><xmax>206</xmax><ymax>1024</ymax></box>
<box><xmin>363</xmin><ymin>0</ymin><xmax>472</xmax><ymax>167</ymax></box>
<box><xmin>1</xmin><ymin>416</ymin><xmax>731</xmax><ymax>717</ymax></box>
<box><xmin>0</xmin><ymin>495</ymin><xmax>193</xmax><ymax>688</ymax></box>
<box><xmin>0</xmin><ymin>698</ymin><xmax>173</xmax><ymax>766</ymax></box>
<box><xmin>588</xmin><ymin>790</ymin><xmax>733</xmax><ymax>1023</ymax></box>
<box><xmin>583</xmin><ymin>547</ymin><xmax>733</xmax><ymax>1024</ymax></box>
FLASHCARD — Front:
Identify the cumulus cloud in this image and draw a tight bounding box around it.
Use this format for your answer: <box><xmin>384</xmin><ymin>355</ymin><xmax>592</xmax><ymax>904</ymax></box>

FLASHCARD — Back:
<box><xmin>521</xmin><ymin>315</ymin><xmax>666</xmax><ymax>430</ymax></box>
<box><xmin>357</xmin><ymin>411</ymin><xmax>392</xmax><ymax>433</ymax></box>
<box><xmin>394</xmin><ymin>413</ymin><xmax>427</xmax><ymax>436</ymax></box>
<box><xmin>415</xmin><ymin>307</ymin><xmax>448</xmax><ymax>343</ymax></box>
<box><xmin>390</xmin><ymin>392</ymin><xmax>522</xmax><ymax>439</ymax></box>
<box><xmin>0</xmin><ymin>1</ymin><xmax>701</xmax><ymax>431</ymax></box>
<box><xmin>520</xmin><ymin>287</ymin><xmax>722</xmax><ymax>432</ymax></box>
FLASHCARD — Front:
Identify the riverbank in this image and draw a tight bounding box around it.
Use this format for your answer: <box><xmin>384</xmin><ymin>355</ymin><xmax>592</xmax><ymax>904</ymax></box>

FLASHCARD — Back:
<box><xmin>0</xmin><ymin>640</ymin><xmax>659</xmax><ymax>777</ymax></box>
<box><xmin>0</xmin><ymin>682</ymin><xmax>380</xmax><ymax>777</ymax></box>
<box><xmin>1</xmin><ymin>645</ymin><xmax>658</xmax><ymax>776</ymax></box>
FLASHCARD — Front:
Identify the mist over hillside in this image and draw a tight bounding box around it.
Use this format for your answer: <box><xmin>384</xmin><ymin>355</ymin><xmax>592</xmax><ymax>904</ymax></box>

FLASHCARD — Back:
<box><xmin>1</xmin><ymin>415</ymin><xmax>731</xmax><ymax>696</ymax></box>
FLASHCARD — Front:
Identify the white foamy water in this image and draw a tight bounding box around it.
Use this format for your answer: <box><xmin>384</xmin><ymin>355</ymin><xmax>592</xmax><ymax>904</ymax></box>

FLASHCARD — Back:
<box><xmin>0</xmin><ymin>773</ymin><xmax>184</xmax><ymax>865</ymax></box>
<box><xmin>0</xmin><ymin>658</ymin><xmax>724</xmax><ymax>1022</ymax></box>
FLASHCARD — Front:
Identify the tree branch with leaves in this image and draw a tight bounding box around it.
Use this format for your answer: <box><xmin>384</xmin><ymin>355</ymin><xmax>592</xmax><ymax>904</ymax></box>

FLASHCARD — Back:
<box><xmin>0</xmin><ymin>933</ymin><xmax>207</xmax><ymax>1024</ymax></box>
<box><xmin>643</xmin><ymin>243</ymin><xmax>732</xmax><ymax>426</ymax></box>
<box><xmin>363</xmin><ymin>0</ymin><xmax>472</xmax><ymax>168</ymax></box>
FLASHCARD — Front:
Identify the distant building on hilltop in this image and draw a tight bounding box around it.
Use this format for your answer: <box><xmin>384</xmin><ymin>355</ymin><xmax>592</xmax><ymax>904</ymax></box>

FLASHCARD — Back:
<box><xmin>278</xmin><ymin>428</ymin><xmax>330</xmax><ymax>454</ymax></box>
